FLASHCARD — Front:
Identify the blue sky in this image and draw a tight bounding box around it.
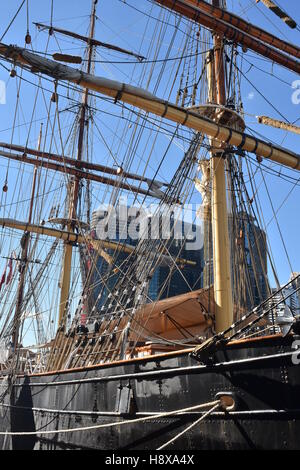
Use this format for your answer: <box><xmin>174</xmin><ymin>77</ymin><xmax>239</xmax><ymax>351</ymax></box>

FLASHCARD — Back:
<box><xmin>0</xmin><ymin>0</ymin><xmax>299</xmax><ymax>289</ymax></box>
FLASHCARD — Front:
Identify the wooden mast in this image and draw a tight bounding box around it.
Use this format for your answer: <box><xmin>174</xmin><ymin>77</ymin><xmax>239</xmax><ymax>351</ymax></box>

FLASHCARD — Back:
<box><xmin>210</xmin><ymin>0</ymin><xmax>233</xmax><ymax>332</ymax></box>
<box><xmin>58</xmin><ymin>0</ymin><xmax>97</xmax><ymax>330</ymax></box>
<box><xmin>12</xmin><ymin>124</ymin><xmax>43</xmax><ymax>349</ymax></box>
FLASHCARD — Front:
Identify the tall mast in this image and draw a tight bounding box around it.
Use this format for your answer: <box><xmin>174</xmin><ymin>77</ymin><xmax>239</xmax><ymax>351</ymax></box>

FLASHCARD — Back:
<box><xmin>58</xmin><ymin>0</ymin><xmax>97</xmax><ymax>329</ymax></box>
<box><xmin>210</xmin><ymin>0</ymin><xmax>233</xmax><ymax>332</ymax></box>
<box><xmin>12</xmin><ymin>123</ymin><xmax>43</xmax><ymax>349</ymax></box>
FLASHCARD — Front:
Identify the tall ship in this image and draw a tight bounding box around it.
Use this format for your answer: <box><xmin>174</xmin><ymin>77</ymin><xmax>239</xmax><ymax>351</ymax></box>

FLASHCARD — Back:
<box><xmin>0</xmin><ymin>0</ymin><xmax>299</xmax><ymax>450</ymax></box>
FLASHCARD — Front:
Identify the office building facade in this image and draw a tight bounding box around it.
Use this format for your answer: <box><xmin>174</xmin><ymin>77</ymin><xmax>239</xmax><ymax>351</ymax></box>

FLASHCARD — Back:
<box><xmin>88</xmin><ymin>206</ymin><xmax>204</xmax><ymax>311</ymax></box>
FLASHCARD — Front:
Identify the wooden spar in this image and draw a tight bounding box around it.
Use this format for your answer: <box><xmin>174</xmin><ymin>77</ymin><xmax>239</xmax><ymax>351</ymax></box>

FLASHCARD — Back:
<box><xmin>0</xmin><ymin>142</ymin><xmax>167</xmax><ymax>189</ymax></box>
<box><xmin>34</xmin><ymin>22</ymin><xmax>146</xmax><ymax>62</ymax></box>
<box><xmin>52</xmin><ymin>53</ymin><xmax>82</xmax><ymax>65</ymax></box>
<box><xmin>153</xmin><ymin>0</ymin><xmax>300</xmax><ymax>74</ymax></box>
<box><xmin>0</xmin><ymin>218</ymin><xmax>196</xmax><ymax>267</ymax></box>
<box><xmin>181</xmin><ymin>0</ymin><xmax>300</xmax><ymax>59</ymax></box>
<box><xmin>257</xmin><ymin>116</ymin><xmax>300</xmax><ymax>135</ymax></box>
<box><xmin>258</xmin><ymin>0</ymin><xmax>297</xmax><ymax>29</ymax></box>
<box><xmin>210</xmin><ymin>0</ymin><xmax>233</xmax><ymax>332</ymax></box>
<box><xmin>0</xmin><ymin>44</ymin><xmax>300</xmax><ymax>171</ymax></box>
<box><xmin>0</xmin><ymin>149</ymin><xmax>163</xmax><ymax>198</ymax></box>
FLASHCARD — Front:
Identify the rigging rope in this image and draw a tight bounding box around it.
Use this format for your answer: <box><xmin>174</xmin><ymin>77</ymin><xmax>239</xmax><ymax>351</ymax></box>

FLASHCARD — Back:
<box><xmin>156</xmin><ymin>401</ymin><xmax>221</xmax><ymax>450</ymax></box>
<box><xmin>0</xmin><ymin>1</ymin><xmax>26</xmax><ymax>42</ymax></box>
<box><xmin>0</xmin><ymin>399</ymin><xmax>221</xmax><ymax>436</ymax></box>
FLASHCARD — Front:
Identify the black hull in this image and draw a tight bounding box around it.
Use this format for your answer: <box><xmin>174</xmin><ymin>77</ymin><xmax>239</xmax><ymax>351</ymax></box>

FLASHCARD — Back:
<box><xmin>1</xmin><ymin>334</ymin><xmax>300</xmax><ymax>450</ymax></box>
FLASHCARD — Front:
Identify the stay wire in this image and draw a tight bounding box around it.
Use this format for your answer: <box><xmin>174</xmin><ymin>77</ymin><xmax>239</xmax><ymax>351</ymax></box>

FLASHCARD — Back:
<box><xmin>0</xmin><ymin>0</ymin><xmax>26</xmax><ymax>42</ymax></box>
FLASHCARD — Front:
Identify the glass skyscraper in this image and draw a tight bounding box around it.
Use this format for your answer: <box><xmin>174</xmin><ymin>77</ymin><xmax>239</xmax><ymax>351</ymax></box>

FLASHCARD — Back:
<box><xmin>88</xmin><ymin>206</ymin><xmax>204</xmax><ymax>311</ymax></box>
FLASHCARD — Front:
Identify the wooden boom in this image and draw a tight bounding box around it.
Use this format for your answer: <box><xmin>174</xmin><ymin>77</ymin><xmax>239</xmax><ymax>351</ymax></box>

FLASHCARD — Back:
<box><xmin>0</xmin><ymin>43</ymin><xmax>299</xmax><ymax>171</ymax></box>
<box><xmin>0</xmin><ymin>142</ymin><xmax>167</xmax><ymax>192</ymax></box>
<box><xmin>181</xmin><ymin>0</ymin><xmax>300</xmax><ymax>58</ymax></box>
<box><xmin>0</xmin><ymin>149</ymin><xmax>164</xmax><ymax>199</ymax></box>
<box><xmin>0</xmin><ymin>218</ymin><xmax>196</xmax><ymax>267</ymax></box>
<box><xmin>154</xmin><ymin>0</ymin><xmax>300</xmax><ymax>74</ymax></box>
<box><xmin>34</xmin><ymin>23</ymin><xmax>146</xmax><ymax>61</ymax></box>
<box><xmin>257</xmin><ymin>116</ymin><xmax>300</xmax><ymax>135</ymax></box>
<box><xmin>258</xmin><ymin>0</ymin><xmax>297</xmax><ymax>29</ymax></box>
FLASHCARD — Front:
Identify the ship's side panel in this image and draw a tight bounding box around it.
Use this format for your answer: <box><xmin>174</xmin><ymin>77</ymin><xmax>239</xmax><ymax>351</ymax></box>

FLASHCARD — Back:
<box><xmin>0</xmin><ymin>336</ymin><xmax>300</xmax><ymax>450</ymax></box>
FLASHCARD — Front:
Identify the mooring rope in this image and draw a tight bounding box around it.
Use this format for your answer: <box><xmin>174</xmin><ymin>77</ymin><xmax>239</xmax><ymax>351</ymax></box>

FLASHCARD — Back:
<box><xmin>0</xmin><ymin>399</ymin><xmax>221</xmax><ymax>436</ymax></box>
<box><xmin>156</xmin><ymin>402</ymin><xmax>221</xmax><ymax>450</ymax></box>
